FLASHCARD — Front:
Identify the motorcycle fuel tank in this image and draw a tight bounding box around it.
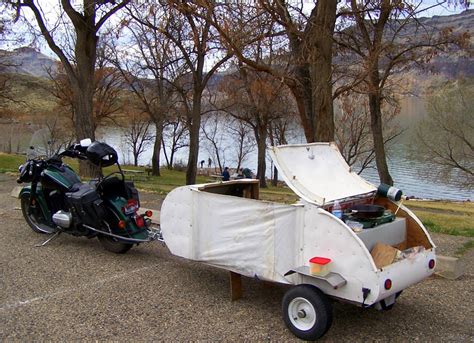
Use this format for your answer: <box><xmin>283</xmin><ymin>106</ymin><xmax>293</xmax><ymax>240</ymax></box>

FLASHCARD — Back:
<box><xmin>41</xmin><ymin>164</ymin><xmax>81</xmax><ymax>192</ymax></box>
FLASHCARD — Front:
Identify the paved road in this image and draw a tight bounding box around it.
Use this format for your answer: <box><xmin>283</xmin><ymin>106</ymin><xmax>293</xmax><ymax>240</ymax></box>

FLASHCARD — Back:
<box><xmin>0</xmin><ymin>174</ymin><xmax>472</xmax><ymax>341</ymax></box>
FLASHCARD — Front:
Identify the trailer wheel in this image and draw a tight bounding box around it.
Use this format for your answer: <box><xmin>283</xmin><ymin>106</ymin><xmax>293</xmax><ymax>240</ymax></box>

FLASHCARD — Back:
<box><xmin>282</xmin><ymin>285</ymin><xmax>333</xmax><ymax>341</ymax></box>
<box><xmin>380</xmin><ymin>291</ymin><xmax>403</xmax><ymax>311</ymax></box>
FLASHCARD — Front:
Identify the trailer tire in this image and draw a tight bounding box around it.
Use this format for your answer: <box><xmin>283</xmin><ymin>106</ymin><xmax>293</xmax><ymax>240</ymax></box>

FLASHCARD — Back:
<box><xmin>380</xmin><ymin>291</ymin><xmax>403</xmax><ymax>311</ymax></box>
<box><xmin>282</xmin><ymin>285</ymin><xmax>333</xmax><ymax>341</ymax></box>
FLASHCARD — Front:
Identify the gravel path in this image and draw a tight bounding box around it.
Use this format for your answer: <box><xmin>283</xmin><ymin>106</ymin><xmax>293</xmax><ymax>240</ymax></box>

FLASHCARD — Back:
<box><xmin>1</xmin><ymin>174</ymin><xmax>473</xmax><ymax>341</ymax></box>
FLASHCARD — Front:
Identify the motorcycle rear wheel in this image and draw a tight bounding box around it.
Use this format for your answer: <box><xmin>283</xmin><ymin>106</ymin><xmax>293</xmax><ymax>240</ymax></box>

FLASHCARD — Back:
<box><xmin>98</xmin><ymin>234</ymin><xmax>133</xmax><ymax>254</ymax></box>
<box><xmin>20</xmin><ymin>194</ymin><xmax>55</xmax><ymax>234</ymax></box>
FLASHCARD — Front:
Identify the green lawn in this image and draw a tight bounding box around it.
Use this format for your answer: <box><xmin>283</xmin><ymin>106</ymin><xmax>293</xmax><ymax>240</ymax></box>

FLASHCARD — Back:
<box><xmin>1</xmin><ymin>152</ymin><xmax>472</xmax><ymax>239</ymax></box>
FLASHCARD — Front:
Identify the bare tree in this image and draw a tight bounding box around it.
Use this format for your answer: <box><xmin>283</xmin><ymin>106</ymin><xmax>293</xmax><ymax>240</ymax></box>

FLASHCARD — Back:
<box><xmin>11</xmin><ymin>0</ymin><xmax>130</xmax><ymax>176</ymax></box>
<box><xmin>162</xmin><ymin>116</ymin><xmax>188</xmax><ymax>170</ymax></box>
<box><xmin>221</xmin><ymin>62</ymin><xmax>292</xmax><ymax>188</ymax></box>
<box><xmin>414</xmin><ymin>79</ymin><xmax>473</xmax><ymax>189</ymax></box>
<box><xmin>226</xmin><ymin>118</ymin><xmax>254</xmax><ymax>172</ymax></box>
<box><xmin>334</xmin><ymin>91</ymin><xmax>401</xmax><ymax>175</ymax></box>
<box><xmin>123</xmin><ymin>111</ymin><xmax>154</xmax><ymax>167</ymax></box>
<box><xmin>335</xmin><ymin>0</ymin><xmax>471</xmax><ymax>185</ymax></box>
<box><xmin>200</xmin><ymin>112</ymin><xmax>230</xmax><ymax>174</ymax></box>
<box><xmin>196</xmin><ymin>0</ymin><xmax>337</xmax><ymax>143</ymax></box>
<box><xmin>46</xmin><ymin>41</ymin><xmax>123</xmax><ymax>132</ymax></box>
<box><xmin>130</xmin><ymin>1</ymin><xmax>233</xmax><ymax>185</ymax></box>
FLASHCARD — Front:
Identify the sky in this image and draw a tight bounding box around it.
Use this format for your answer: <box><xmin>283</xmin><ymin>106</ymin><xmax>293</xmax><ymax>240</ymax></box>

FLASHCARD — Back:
<box><xmin>3</xmin><ymin>0</ymin><xmax>470</xmax><ymax>57</ymax></box>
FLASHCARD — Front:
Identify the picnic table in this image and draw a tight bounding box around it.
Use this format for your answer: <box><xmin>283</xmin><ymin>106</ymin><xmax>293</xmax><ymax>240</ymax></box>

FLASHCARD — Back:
<box><xmin>122</xmin><ymin>169</ymin><xmax>146</xmax><ymax>181</ymax></box>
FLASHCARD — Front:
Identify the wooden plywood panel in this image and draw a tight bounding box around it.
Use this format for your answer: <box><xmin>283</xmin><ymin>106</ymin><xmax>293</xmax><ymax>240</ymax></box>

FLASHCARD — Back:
<box><xmin>375</xmin><ymin>198</ymin><xmax>432</xmax><ymax>250</ymax></box>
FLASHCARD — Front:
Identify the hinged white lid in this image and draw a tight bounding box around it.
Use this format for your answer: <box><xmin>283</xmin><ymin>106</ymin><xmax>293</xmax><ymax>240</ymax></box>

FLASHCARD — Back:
<box><xmin>268</xmin><ymin>142</ymin><xmax>377</xmax><ymax>206</ymax></box>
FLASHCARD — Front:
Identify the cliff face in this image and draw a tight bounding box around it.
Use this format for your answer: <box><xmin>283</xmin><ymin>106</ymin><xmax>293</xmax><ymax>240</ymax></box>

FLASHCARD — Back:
<box><xmin>0</xmin><ymin>47</ymin><xmax>59</xmax><ymax>78</ymax></box>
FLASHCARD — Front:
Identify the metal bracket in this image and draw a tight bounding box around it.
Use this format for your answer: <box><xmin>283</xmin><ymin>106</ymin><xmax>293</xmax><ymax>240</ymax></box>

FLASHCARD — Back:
<box><xmin>285</xmin><ymin>266</ymin><xmax>347</xmax><ymax>289</ymax></box>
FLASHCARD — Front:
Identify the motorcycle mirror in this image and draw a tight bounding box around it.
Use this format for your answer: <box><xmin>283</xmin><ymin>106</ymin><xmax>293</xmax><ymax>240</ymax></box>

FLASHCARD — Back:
<box><xmin>80</xmin><ymin>138</ymin><xmax>92</xmax><ymax>148</ymax></box>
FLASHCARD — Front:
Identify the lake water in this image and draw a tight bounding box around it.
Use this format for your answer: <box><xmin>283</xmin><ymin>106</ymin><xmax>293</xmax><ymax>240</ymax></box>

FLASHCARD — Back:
<box><xmin>96</xmin><ymin>104</ymin><xmax>472</xmax><ymax>202</ymax></box>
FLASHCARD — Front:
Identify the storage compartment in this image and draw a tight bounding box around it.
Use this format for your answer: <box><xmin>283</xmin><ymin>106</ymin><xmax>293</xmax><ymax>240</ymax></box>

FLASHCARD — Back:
<box><xmin>356</xmin><ymin>217</ymin><xmax>406</xmax><ymax>251</ymax></box>
<box><xmin>66</xmin><ymin>184</ymin><xmax>106</xmax><ymax>227</ymax></box>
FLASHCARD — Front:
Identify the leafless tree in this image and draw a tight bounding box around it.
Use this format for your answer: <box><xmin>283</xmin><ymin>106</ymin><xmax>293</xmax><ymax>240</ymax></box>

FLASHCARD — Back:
<box><xmin>162</xmin><ymin>116</ymin><xmax>188</xmax><ymax>170</ymax></box>
<box><xmin>414</xmin><ymin>79</ymin><xmax>473</xmax><ymax>189</ymax></box>
<box><xmin>11</xmin><ymin>0</ymin><xmax>130</xmax><ymax>176</ymax></box>
<box><xmin>226</xmin><ymin>118</ymin><xmax>254</xmax><ymax>172</ymax></box>
<box><xmin>46</xmin><ymin>41</ymin><xmax>123</xmax><ymax>132</ymax></box>
<box><xmin>129</xmin><ymin>1</ymin><xmax>233</xmax><ymax>185</ymax></box>
<box><xmin>334</xmin><ymin>91</ymin><xmax>401</xmax><ymax>175</ymax></box>
<box><xmin>334</xmin><ymin>0</ymin><xmax>471</xmax><ymax>185</ymax></box>
<box><xmin>195</xmin><ymin>0</ymin><xmax>337</xmax><ymax>143</ymax></box>
<box><xmin>123</xmin><ymin>111</ymin><xmax>154</xmax><ymax>167</ymax></box>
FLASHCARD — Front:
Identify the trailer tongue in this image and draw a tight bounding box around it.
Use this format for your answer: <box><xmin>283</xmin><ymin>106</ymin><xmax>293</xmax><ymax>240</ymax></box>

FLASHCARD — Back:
<box><xmin>160</xmin><ymin>142</ymin><xmax>436</xmax><ymax>340</ymax></box>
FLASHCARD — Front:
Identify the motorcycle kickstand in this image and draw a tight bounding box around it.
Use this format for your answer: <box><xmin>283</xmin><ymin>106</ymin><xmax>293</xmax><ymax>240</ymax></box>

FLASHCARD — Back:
<box><xmin>36</xmin><ymin>230</ymin><xmax>62</xmax><ymax>247</ymax></box>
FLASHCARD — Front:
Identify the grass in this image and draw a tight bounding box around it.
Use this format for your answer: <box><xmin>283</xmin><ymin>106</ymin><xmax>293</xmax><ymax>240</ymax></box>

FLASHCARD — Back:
<box><xmin>454</xmin><ymin>240</ymin><xmax>474</xmax><ymax>257</ymax></box>
<box><xmin>1</xmin><ymin>152</ymin><xmax>472</xmax><ymax>241</ymax></box>
<box><xmin>405</xmin><ymin>200</ymin><xmax>474</xmax><ymax>237</ymax></box>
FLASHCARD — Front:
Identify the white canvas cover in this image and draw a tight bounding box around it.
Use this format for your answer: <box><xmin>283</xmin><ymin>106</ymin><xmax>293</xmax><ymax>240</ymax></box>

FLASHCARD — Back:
<box><xmin>269</xmin><ymin>142</ymin><xmax>376</xmax><ymax>206</ymax></box>
<box><xmin>160</xmin><ymin>186</ymin><xmax>301</xmax><ymax>283</ymax></box>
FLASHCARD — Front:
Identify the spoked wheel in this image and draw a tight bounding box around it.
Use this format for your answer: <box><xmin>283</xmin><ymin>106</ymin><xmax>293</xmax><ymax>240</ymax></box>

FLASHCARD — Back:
<box><xmin>282</xmin><ymin>285</ymin><xmax>333</xmax><ymax>341</ymax></box>
<box><xmin>20</xmin><ymin>194</ymin><xmax>56</xmax><ymax>234</ymax></box>
<box><xmin>97</xmin><ymin>234</ymin><xmax>133</xmax><ymax>254</ymax></box>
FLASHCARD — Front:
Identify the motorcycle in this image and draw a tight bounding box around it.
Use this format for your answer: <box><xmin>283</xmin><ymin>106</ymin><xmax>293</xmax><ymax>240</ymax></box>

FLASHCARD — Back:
<box><xmin>16</xmin><ymin>137</ymin><xmax>159</xmax><ymax>253</ymax></box>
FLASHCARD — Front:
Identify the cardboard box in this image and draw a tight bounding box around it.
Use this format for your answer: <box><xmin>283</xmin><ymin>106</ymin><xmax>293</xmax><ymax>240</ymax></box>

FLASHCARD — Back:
<box><xmin>371</xmin><ymin>242</ymin><xmax>398</xmax><ymax>269</ymax></box>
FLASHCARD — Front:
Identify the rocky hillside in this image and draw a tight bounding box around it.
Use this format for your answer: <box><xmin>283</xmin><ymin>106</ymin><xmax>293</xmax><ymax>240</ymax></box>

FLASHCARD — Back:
<box><xmin>0</xmin><ymin>47</ymin><xmax>59</xmax><ymax>78</ymax></box>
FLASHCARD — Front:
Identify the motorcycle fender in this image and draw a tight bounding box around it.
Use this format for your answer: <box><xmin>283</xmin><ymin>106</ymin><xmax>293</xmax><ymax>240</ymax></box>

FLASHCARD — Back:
<box><xmin>19</xmin><ymin>185</ymin><xmax>52</xmax><ymax>225</ymax></box>
<box><xmin>105</xmin><ymin>196</ymin><xmax>148</xmax><ymax>240</ymax></box>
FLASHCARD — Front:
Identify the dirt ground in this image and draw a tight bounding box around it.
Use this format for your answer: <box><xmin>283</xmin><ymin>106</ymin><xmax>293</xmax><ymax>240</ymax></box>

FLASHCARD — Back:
<box><xmin>0</xmin><ymin>174</ymin><xmax>472</xmax><ymax>342</ymax></box>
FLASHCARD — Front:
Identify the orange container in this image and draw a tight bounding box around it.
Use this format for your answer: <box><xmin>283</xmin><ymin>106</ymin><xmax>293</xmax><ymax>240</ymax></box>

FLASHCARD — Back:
<box><xmin>309</xmin><ymin>257</ymin><xmax>332</xmax><ymax>276</ymax></box>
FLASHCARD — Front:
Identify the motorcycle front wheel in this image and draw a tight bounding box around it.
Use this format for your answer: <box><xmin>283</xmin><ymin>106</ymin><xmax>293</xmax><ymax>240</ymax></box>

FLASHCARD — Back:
<box><xmin>97</xmin><ymin>234</ymin><xmax>133</xmax><ymax>254</ymax></box>
<box><xmin>20</xmin><ymin>194</ymin><xmax>55</xmax><ymax>234</ymax></box>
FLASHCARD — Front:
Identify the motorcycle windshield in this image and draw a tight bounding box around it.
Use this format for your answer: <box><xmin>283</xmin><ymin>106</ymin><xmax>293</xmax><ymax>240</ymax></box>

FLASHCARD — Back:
<box><xmin>27</xmin><ymin>128</ymin><xmax>71</xmax><ymax>159</ymax></box>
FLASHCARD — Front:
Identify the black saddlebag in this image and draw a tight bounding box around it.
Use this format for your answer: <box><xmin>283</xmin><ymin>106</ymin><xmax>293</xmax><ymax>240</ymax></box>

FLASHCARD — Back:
<box><xmin>66</xmin><ymin>184</ymin><xmax>106</xmax><ymax>227</ymax></box>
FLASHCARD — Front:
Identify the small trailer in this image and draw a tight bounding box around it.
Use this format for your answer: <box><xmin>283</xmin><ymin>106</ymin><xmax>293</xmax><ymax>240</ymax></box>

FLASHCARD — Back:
<box><xmin>160</xmin><ymin>143</ymin><xmax>436</xmax><ymax>340</ymax></box>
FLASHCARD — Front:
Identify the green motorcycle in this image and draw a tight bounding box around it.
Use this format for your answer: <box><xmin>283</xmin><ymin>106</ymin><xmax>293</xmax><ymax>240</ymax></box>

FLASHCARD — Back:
<box><xmin>17</xmin><ymin>138</ymin><xmax>158</xmax><ymax>253</ymax></box>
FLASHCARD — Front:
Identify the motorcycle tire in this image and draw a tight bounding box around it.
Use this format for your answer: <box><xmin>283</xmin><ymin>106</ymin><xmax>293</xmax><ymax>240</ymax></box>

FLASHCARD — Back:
<box><xmin>20</xmin><ymin>194</ymin><xmax>55</xmax><ymax>234</ymax></box>
<box><xmin>98</xmin><ymin>234</ymin><xmax>133</xmax><ymax>254</ymax></box>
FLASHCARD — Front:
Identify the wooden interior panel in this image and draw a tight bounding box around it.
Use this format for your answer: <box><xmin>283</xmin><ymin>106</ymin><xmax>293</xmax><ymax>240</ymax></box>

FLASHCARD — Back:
<box><xmin>199</xmin><ymin>180</ymin><xmax>259</xmax><ymax>200</ymax></box>
<box><xmin>375</xmin><ymin>198</ymin><xmax>433</xmax><ymax>250</ymax></box>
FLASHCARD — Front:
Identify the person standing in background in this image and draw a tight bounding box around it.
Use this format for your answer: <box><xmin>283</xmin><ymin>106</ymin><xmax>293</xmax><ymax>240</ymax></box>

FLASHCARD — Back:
<box><xmin>208</xmin><ymin>157</ymin><xmax>212</xmax><ymax>168</ymax></box>
<box><xmin>222</xmin><ymin>167</ymin><xmax>230</xmax><ymax>181</ymax></box>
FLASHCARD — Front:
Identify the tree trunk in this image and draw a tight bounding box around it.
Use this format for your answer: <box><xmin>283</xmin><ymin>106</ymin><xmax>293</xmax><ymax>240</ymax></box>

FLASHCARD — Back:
<box><xmin>255</xmin><ymin>124</ymin><xmax>267</xmax><ymax>188</ymax></box>
<box><xmin>272</xmin><ymin>166</ymin><xmax>278</xmax><ymax>187</ymax></box>
<box><xmin>368</xmin><ymin>92</ymin><xmax>393</xmax><ymax>185</ymax></box>
<box><xmin>307</xmin><ymin>0</ymin><xmax>336</xmax><ymax>142</ymax></box>
<box><xmin>186</xmin><ymin>92</ymin><xmax>202</xmax><ymax>185</ymax></box>
<box><xmin>151</xmin><ymin>118</ymin><xmax>164</xmax><ymax>176</ymax></box>
<box><xmin>73</xmin><ymin>27</ymin><xmax>99</xmax><ymax>177</ymax></box>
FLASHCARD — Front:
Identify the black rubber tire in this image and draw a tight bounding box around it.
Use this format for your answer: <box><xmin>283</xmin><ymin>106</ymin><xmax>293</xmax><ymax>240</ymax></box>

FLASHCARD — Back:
<box><xmin>282</xmin><ymin>285</ymin><xmax>333</xmax><ymax>341</ymax></box>
<box><xmin>380</xmin><ymin>291</ymin><xmax>403</xmax><ymax>311</ymax></box>
<box><xmin>98</xmin><ymin>234</ymin><xmax>133</xmax><ymax>254</ymax></box>
<box><xmin>20</xmin><ymin>194</ymin><xmax>54</xmax><ymax>234</ymax></box>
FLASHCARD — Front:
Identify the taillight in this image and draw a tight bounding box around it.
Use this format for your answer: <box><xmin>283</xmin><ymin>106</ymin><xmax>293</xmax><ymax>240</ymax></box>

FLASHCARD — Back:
<box><xmin>122</xmin><ymin>199</ymin><xmax>139</xmax><ymax>215</ymax></box>
<box><xmin>384</xmin><ymin>279</ymin><xmax>392</xmax><ymax>290</ymax></box>
<box><xmin>118</xmin><ymin>220</ymin><xmax>126</xmax><ymax>230</ymax></box>
<box><xmin>428</xmin><ymin>259</ymin><xmax>435</xmax><ymax>269</ymax></box>
<box><xmin>134</xmin><ymin>215</ymin><xmax>145</xmax><ymax>228</ymax></box>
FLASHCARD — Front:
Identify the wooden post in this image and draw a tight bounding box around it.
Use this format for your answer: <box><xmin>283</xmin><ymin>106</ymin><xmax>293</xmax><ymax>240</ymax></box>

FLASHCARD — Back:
<box><xmin>229</xmin><ymin>271</ymin><xmax>242</xmax><ymax>301</ymax></box>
